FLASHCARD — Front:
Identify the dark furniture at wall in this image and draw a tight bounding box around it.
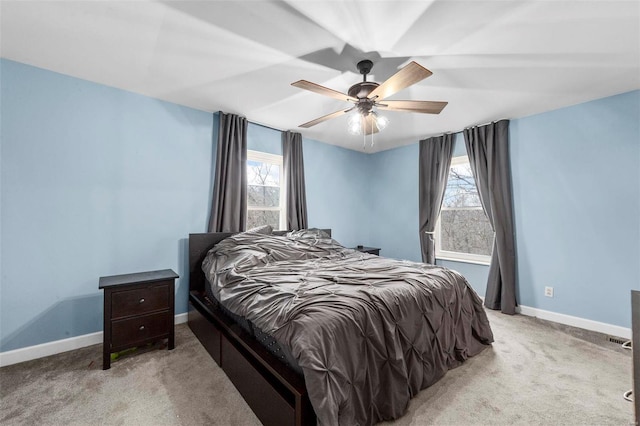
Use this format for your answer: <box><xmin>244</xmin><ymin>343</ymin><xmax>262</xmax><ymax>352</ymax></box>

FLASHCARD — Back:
<box><xmin>188</xmin><ymin>231</ymin><xmax>330</xmax><ymax>426</ymax></box>
<box><xmin>99</xmin><ymin>269</ymin><xmax>178</xmax><ymax>370</ymax></box>
<box><xmin>632</xmin><ymin>290</ymin><xmax>639</xmax><ymax>425</ymax></box>
<box><xmin>353</xmin><ymin>245</ymin><xmax>381</xmax><ymax>255</ymax></box>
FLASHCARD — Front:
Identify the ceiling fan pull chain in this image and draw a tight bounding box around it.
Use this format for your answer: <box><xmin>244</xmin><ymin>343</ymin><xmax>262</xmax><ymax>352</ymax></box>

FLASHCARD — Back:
<box><xmin>371</xmin><ymin>118</ymin><xmax>375</xmax><ymax>148</ymax></box>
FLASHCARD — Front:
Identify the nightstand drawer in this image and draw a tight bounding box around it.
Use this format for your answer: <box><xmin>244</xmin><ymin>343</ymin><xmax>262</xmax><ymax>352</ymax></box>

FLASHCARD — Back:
<box><xmin>111</xmin><ymin>311</ymin><xmax>171</xmax><ymax>349</ymax></box>
<box><xmin>111</xmin><ymin>282</ymin><xmax>170</xmax><ymax>319</ymax></box>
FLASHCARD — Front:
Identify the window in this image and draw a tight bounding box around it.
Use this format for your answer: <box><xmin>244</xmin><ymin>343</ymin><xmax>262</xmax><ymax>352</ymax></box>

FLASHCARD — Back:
<box><xmin>435</xmin><ymin>156</ymin><xmax>494</xmax><ymax>264</ymax></box>
<box><xmin>246</xmin><ymin>150</ymin><xmax>286</xmax><ymax>230</ymax></box>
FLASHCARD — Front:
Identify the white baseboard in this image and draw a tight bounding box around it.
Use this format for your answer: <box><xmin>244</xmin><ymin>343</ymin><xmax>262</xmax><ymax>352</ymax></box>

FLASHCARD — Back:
<box><xmin>0</xmin><ymin>313</ymin><xmax>189</xmax><ymax>368</ymax></box>
<box><xmin>0</xmin><ymin>331</ymin><xmax>104</xmax><ymax>368</ymax></box>
<box><xmin>516</xmin><ymin>304</ymin><xmax>631</xmax><ymax>340</ymax></box>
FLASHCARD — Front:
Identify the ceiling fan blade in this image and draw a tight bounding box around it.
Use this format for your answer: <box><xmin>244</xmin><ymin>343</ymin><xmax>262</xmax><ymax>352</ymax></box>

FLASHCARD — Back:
<box><xmin>367</xmin><ymin>61</ymin><xmax>433</xmax><ymax>101</ymax></box>
<box><xmin>299</xmin><ymin>107</ymin><xmax>355</xmax><ymax>128</ymax></box>
<box><xmin>292</xmin><ymin>80</ymin><xmax>358</xmax><ymax>102</ymax></box>
<box><xmin>361</xmin><ymin>114</ymin><xmax>380</xmax><ymax>135</ymax></box>
<box><xmin>377</xmin><ymin>100</ymin><xmax>448</xmax><ymax>114</ymax></box>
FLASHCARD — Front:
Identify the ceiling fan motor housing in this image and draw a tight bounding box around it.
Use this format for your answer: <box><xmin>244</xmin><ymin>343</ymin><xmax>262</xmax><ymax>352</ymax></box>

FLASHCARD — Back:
<box><xmin>348</xmin><ymin>81</ymin><xmax>379</xmax><ymax>99</ymax></box>
<box><xmin>350</xmin><ymin>59</ymin><xmax>379</xmax><ymax>100</ymax></box>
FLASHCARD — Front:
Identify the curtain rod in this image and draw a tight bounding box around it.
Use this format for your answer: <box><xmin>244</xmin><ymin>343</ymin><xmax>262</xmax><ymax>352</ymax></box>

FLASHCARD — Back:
<box><xmin>251</xmin><ymin>120</ymin><xmax>287</xmax><ymax>133</ymax></box>
<box><xmin>446</xmin><ymin>118</ymin><xmax>510</xmax><ymax>136</ymax></box>
<box><xmin>217</xmin><ymin>110</ymin><xmax>296</xmax><ymax>134</ymax></box>
<box><xmin>247</xmin><ymin>117</ymin><xmax>295</xmax><ymax>134</ymax></box>
<box><xmin>247</xmin><ymin>119</ymin><xmax>301</xmax><ymax>136</ymax></box>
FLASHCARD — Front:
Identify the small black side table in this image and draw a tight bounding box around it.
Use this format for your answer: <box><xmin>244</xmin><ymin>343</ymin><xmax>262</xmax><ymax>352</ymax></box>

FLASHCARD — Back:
<box><xmin>353</xmin><ymin>246</ymin><xmax>381</xmax><ymax>256</ymax></box>
<box><xmin>99</xmin><ymin>269</ymin><xmax>179</xmax><ymax>370</ymax></box>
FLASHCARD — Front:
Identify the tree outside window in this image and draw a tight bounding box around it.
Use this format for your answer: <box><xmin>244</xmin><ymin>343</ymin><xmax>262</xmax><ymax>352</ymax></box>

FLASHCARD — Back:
<box><xmin>246</xmin><ymin>150</ymin><xmax>286</xmax><ymax>230</ymax></box>
<box><xmin>436</xmin><ymin>156</ymin><xmax>494</xmax><ymax>263</ymax></box>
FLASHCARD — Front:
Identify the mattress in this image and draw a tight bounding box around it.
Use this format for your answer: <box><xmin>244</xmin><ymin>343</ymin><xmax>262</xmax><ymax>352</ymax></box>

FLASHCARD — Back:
<box><xmin>205</xmin><ymin>287</ymin><xmax>303</xmax><ymax>375</ymax></box>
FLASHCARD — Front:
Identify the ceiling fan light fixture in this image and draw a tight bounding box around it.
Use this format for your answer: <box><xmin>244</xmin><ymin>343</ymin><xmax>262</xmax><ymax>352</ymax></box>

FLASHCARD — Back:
<box><xmin>347</xmin><ymin>111</ymin><xmax>363</xmax><ymax>135</ymax></box>
<box><xmin>373</xmin><ymin>112</ymin><xmax>389</xmax><ymax>131</ymax></box>
<box><xmin>348</xmin><ymin>110</ymin><xmax>389</xmax><ymax>135</ymax></box>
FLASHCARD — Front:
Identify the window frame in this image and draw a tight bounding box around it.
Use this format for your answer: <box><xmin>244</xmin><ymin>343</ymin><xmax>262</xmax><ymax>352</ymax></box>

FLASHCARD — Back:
<box><xmin>246</xmin><ymin>150</ymin><xmax>287</xmax><ymax>231</ymax></box>
<box><xmin>435</xmin><ymin>155</ymin><xmax>493</xmax><ymax>265</ymax></box>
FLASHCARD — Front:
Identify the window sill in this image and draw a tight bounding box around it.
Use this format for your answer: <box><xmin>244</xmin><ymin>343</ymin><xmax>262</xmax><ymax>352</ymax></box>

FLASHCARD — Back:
<box><xmin>436</xmin><ymin>256</ymin><xmax>491</xmax><ymax>267</ymax></box>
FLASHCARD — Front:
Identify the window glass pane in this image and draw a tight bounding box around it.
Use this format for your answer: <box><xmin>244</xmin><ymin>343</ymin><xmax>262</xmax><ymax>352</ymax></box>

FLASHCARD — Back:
<box><xmin>443</xmin><ymin>163</ymin><xmax>482</xmax><ymax>208</ymax></box>
<box><xmin>440</xmin><ymin>209</ymin><xmax>493</xmax><ymax>256</ymax></box>
<box><xmin>438</xmin><ymin>157</ymin><xmax>494</xmax><ymax>261</ymax></box>
<box><xmin>247</xmin><ymin>210</ymin><xmax>280</xmax><ymax>230</ymax></box>
<box><xmin>247</xmin><ymin>160</ymin><xmax>280</xmax><ymax>186</ymax></box>
<box><xmin>247</xmin><ymin>160</ymin><xmax>281</xmax><ymax>207</ymax></box>
<box><xmin>441</xmin><ymin>209</ymin><xmax>494</xmax><ymax>256</ymax></box>
<box><xmin>248</xmin><ymin>185</ymin><xmax>280</xmax><ymax>207</ymax></box>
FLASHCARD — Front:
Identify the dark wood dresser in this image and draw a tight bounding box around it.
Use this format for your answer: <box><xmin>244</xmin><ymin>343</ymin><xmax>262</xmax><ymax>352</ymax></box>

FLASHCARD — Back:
<box><xmin>99</xmin><ymin>269</ymin><xmax>178</xmax><ymax>370</ymax></box>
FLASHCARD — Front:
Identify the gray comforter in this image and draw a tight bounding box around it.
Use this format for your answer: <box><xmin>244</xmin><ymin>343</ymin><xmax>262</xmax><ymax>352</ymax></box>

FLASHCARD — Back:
<box><xmin>203</xmin><ymin>230</ymin><xmax>493</xmax><ymax>426</ymax></box>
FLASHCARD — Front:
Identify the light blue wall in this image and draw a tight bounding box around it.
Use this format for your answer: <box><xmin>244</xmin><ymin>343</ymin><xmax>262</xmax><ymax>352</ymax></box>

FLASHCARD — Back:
<box><xmin>437</xmin><ymin>259</ymin><xmax>490</xmax><ymax>296</ymax></box>
<box><xmin>368</xmin><ymin>143</ymin><xmax>420</xmax><ymax>261</ymax></box>
<box><xmin>511</xmin><ymin>90</ymin><xmax>640</xmax><ymax>327</ymax></box>
<box><xmin>0</xmin><ymin>60</ymin><xmax>372</xmax><ymax>352</ymax></box>
<box><xmin>2</xmin><ymin>58</ymin><xmax>637</xmax><ymax>352</ymax></box>
<box><xmin>0</xmin><ymin>59</ymin><xmax>214</xmax><ymax>351</ymax></box>
<box><xmin>247</xmin><ymin>122</ymin><xmax>282</xmax><ymax>156</ymax></box>
<box><xmin>451</xmin><ymin>136</ymin><xmax>467</xmax><ymax>157</ymax></box>
<box><xmin>368</xmin><ymin>136</ymin><xmax>490</xmax><ymax>292</ymax></box>
<box><xmin>303</xmin><ymin>139</ymin><xmax>371</xmax><ymax>248</ymax></box>
<box><xmin>368</xmin><ymin>90</ymin><xmax>639</xmax><ymax>328</ymax></box>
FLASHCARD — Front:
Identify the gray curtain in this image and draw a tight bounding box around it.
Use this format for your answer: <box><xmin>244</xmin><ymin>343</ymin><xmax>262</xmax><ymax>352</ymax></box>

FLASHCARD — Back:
<box><xmin>463</xmin><ymin>120</ymin><xmax>517</xmax><ymax>314</ymax></box>
<box><xmin>282</xmin><ymin>131</ymin><xmax>308</xmax><ymax>230</ymax></box>
<box><xmin>419</xmin><ymin>134</ymin><xmax>454</xmax><ymax>264</ymax></box>
<box><xmin>208</xmin><ymin>112</ymin><xmax>248</xmax><ymax>232</ymax></box>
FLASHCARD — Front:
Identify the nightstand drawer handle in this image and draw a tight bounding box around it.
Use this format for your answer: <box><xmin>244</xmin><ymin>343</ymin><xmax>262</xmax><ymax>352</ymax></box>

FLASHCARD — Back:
<box><xmin>139</xmin><ymin>298</ymin><xmax>145</xmax><ymax>304</ymax></box>
<box><xmin>139</xmin><ymin>325</ymin><xmax>145</xmax><ymax>331</ymax></box>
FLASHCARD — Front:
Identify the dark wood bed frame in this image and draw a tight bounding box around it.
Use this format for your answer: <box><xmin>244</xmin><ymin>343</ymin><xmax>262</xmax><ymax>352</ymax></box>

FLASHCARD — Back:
<box><xmin>188</xmin><ymin>230</ymin><xmax>330</xmax><ymax>426</ymax></box>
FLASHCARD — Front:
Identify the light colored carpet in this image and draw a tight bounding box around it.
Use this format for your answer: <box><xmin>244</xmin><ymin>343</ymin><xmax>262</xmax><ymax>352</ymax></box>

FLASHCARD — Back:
<box><xmin>0</xmin><ymin>309</ymin><xmax>634</xmax><ymax>425</ymax></box>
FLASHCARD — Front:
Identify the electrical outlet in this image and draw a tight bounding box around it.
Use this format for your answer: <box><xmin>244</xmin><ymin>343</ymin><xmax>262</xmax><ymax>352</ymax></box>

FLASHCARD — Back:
<box><xmin>544</xmin><ymin>286</ymin><xmax>554</xmax><ymax>298</ymax></box>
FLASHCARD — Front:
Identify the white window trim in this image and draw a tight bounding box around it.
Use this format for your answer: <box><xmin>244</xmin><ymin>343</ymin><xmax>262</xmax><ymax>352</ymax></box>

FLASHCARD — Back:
<box><xmin>246</xmin><ymin>150</ymin><xmax>287</xmax><ymax>230</ymax></box>
<box><xmin>435</xmin><ymin>155</ymin><xmax>492</xmax><ymax>265</ymax></box>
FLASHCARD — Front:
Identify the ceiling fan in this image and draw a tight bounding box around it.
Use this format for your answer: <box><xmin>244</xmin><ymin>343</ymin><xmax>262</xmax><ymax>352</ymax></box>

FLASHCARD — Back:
<box><xmin>291</xmin><ymin>60</ymin><xmax>448</xmax><ymax>135</ymax></box>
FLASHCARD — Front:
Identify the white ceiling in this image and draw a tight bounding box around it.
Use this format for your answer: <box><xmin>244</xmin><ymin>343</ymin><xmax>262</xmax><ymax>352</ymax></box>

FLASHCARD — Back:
<box><xmin>2</xmin><ymin>1</ymin><xmax>639</xmax><ymax>153</ymax></box>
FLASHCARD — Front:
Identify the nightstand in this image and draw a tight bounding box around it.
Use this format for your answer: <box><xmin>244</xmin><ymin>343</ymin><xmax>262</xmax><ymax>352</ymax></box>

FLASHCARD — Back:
<box><xmin>353</xmin><ymin>246</ymin><xmax>381</xmax><ymax>256</ymax></box>
<box><xmin>99</xmin><ymin>269</ymin><xmax>179</xmax><ymax>370</ymax></box>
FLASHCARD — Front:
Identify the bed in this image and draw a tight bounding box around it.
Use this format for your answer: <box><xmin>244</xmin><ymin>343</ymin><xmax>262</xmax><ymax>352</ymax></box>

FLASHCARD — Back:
<box><xmin>188</xmin><ymin>228</ymin><xmax>493</xmax><ymax>426</ymax></box>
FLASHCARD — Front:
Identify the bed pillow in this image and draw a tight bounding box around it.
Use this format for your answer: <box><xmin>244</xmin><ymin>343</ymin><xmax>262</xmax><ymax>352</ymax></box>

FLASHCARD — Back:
<box><xmin>244</xmin><ymin>224</ymin><xmax>273</xmax><ymax>235</ymax></box>
<box><xmin>286</xmin><ymin>228</ymin><xmax>330</xmax><ymax>239</ymax></box>
<box><xmin>206</xmin><ymin>225</ymin><xmax>273</xmax><ymax>262</ymax></box>
<box><xmin>286</xmin><ymin>229</ymin><xmax>346</xmax><ymax>253</ymax></box>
